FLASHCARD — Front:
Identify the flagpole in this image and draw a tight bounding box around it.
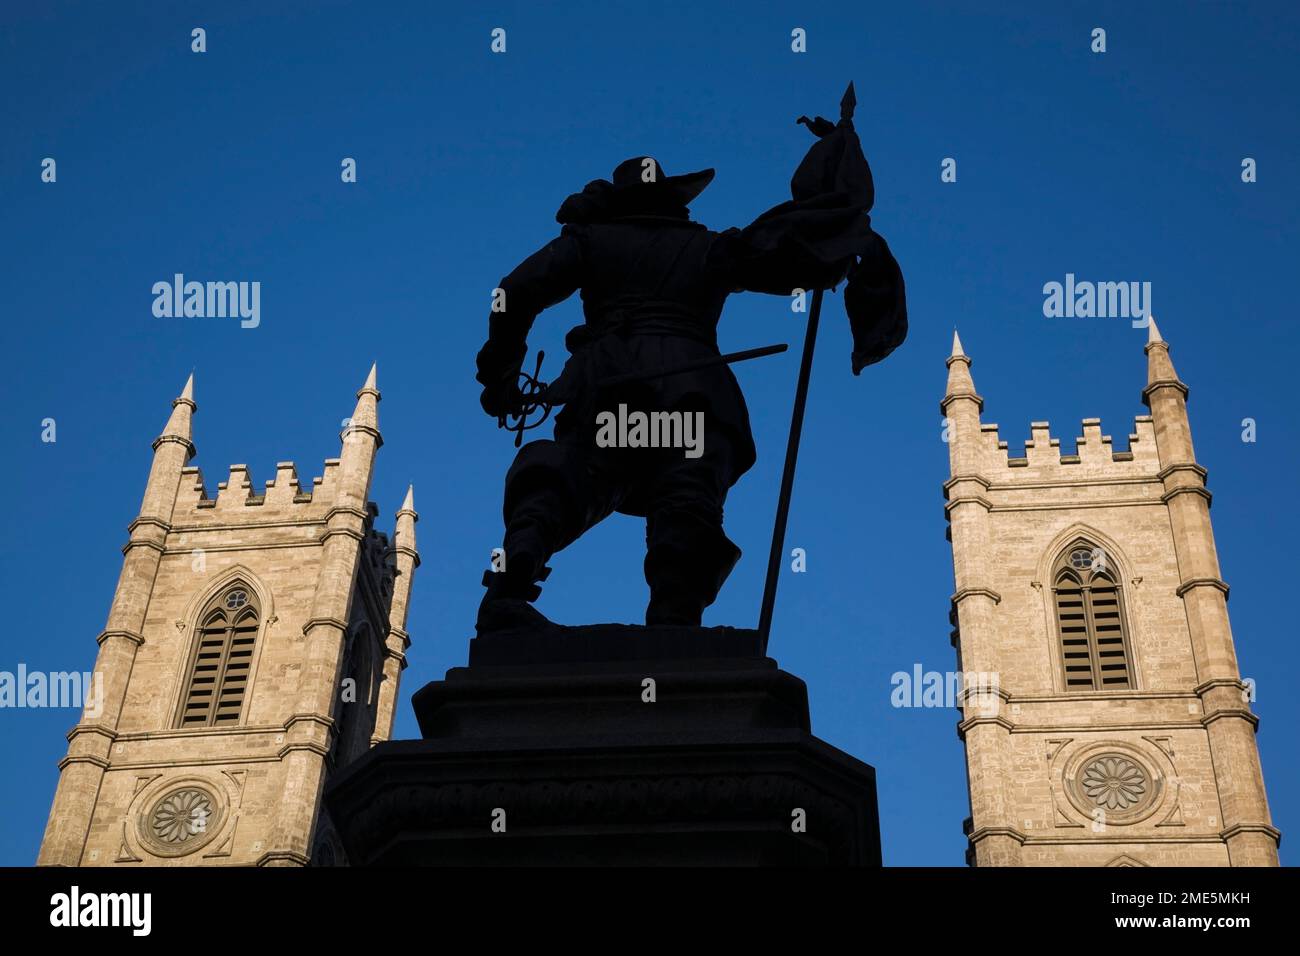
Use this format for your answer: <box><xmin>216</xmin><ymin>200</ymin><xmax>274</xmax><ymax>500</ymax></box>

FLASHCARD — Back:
<box><xmin>758</xmin><ymin>286</ymin><xmax>824</xmax><ymax>653</ymax></box>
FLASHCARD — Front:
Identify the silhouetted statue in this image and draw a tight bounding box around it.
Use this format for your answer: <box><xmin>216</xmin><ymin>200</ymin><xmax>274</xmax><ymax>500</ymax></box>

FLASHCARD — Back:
<box><xmin>475</xmin><ymin>88</ymin><xmax>906</xmax><ymax>634</ymax></box>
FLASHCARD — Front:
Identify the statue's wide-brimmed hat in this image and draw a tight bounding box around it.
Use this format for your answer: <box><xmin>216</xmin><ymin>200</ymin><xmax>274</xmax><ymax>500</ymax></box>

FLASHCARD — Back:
<box><xmin>555</xmin><ymin>155</ymin><xmax>715</xmax><ymax>223</ymax></box>
<box><xmin>608</xmin><ymin>156</ymin><xmax>715</xmax><ymax>207</ymax></box>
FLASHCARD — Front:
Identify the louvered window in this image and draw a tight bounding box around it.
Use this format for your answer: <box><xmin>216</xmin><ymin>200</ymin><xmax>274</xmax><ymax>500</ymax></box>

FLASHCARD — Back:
<box><xmin>178</xmin><ymin>586</ymin><xmax>259</xmax><ymax>726</ymax></box>
<box><xmin>1052</xmin><ymin>543</ymin><xmax>1134</xmax><ymax>690</ymax></box>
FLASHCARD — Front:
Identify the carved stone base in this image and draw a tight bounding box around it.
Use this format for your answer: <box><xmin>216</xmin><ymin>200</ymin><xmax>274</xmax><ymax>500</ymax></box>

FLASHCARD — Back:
<box><xmin>325</xmin><ymin>624</ymin><xmax>880</xmax><ymax>866</ymax></box>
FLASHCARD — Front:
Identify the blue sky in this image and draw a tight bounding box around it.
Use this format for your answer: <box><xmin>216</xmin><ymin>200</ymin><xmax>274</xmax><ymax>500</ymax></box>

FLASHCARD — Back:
<box><xmin>2</xmin><ymin>1</ymin><xmax>1297</xmax><ymax>865</ymax></box>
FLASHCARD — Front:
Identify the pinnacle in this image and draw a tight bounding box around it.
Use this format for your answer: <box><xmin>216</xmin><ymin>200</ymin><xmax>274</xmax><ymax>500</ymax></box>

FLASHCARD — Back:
<box><xmin>160</xmin><ymin>372</ymin><xmax>196</xmax><ymax>445</ymax></box>
<box><xmin>951</xmin><ymin>329</ymin><xmax>966</xmax><ymax>358</ymax></box>
<box><xmin>345</xmin><ymin>362</ymin><xmax>381</xmax><ymax>439</ymax></box>
<box><xmin>363</xmin><ymin>362</ymin><xmax>377</xmax><ymax>391</ymax></box>
<box><xmin>1146</xmin><ymin>316</ymin><xmax>1163</xmax><ymax>345</ymax></box>
<box><xmin>943</xmin><ymin>327</ymin><xmax>979</xmax><ymax>412</ymax></box>
<box><xmin>1143</xmin><ymin>312</ymin><xmax>1183</xmax><ymax>395</ymax></box>
<box><xmin>401</xmin><ymin>484</ymin><xmax>415</xmax><ymax>512</ymax></box>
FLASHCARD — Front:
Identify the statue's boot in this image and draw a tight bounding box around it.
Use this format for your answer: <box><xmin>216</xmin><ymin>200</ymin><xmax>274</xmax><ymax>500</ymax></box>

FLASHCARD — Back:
<box><xmin>475</xmin><ymin>567</ymin><xmax>552</xmax><ymax>634</ymax></box>
<box><xmin>644</xmin><ymin>512</ymin><xmax>741</xmax><ymax>626</ymax></box>
<box><xmin>478</xmin><ymin>455</ymin><xmax>588</xmax><ymax>635</ymax></box>
<box><xmin>475</xmin><ymin>523</ymin><xmax>554</xmax><ymax>635</ymax></box>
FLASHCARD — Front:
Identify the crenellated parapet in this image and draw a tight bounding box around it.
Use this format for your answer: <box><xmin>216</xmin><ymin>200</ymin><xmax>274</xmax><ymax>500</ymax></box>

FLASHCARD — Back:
<box><xmin>174</xmin><ymin>457</ymin><xmax>355</xmax><ymax>522</ymax></box>
<box><xmin>962</xmin><ymin>415</ymin><xmax>1161</xmax><ymax>481</ymax></box>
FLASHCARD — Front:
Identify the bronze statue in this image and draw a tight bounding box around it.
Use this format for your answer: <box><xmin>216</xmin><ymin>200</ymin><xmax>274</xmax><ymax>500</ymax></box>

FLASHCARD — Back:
<box><xmin>474</xmin><ymin>84</ymin><xmax>906</xmax><ymax>634</ymax></box>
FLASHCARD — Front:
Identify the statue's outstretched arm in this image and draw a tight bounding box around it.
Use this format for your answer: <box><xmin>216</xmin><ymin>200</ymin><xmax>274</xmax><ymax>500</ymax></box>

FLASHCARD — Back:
<box><xmin>706</xmin><ymin>203</ymin><xmax>868</xmax><ymax>298</ymax></box>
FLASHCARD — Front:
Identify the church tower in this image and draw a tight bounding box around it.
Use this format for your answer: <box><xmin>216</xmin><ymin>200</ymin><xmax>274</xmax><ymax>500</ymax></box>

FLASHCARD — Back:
<box><xmin>942</xmin><ymin>323</ymin><xmax>1279</xmax><ymax>867</ymax></box>
<box><xmin>38</xmin><ymin>368</ymin><xmax>418</xmax><ymax>866</ymax></box>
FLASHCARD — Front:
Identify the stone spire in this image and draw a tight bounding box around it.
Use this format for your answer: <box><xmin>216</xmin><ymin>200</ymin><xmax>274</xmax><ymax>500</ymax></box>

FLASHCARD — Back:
<box><xmin>376</xmin><ymin>484</ymin><xmax>419</xmax><ymax>743</ymax></box>
<box><xmin>349</xmin><ymin>363</ymin><xmax>380</xmax><ymax>435</ymax></box>
<box><xmin>1139</xmin><ymin>317</ymin><xmax>1280</xmax><ymax>864</ymax></box>
<box><xmin>41</xmin><ymin>372</ymin><xmax>199</xmax><ymax>864</ymax></box>
<box><xmin>944</xmin><ymin>329</ymin><xmax>976</xmax><ymax>400</ymax></box>
<box><xmin>139</xmin><ymin>373</ymin><xmax>197</xmax><ymax>522</ymax></box>
<box><xmin>394</xmin><ymin>484</ymin><xmax>418</xmax><ymax>559</ymax></box>
<box><xmin>941</xmin><ymin>330</ymin><xmax>983</xmax><ymax>477</ymax></box>
<box><xmin>1143</xmin><ymin>317</ymin><xmax>1183</xmax><ymax>401</ymax></box>
<box><xmin>334</xmin><ymin>364</ymin><xmax>382</xmax><ymax>512</ymax></box>
<box><xmin>286</xmin><ymin>364</ymin><xmax>389</xmax><ymax>853</ymax></box>
<box><xmin>156</xmin><ymin>372</ymin><xmax>196</xmax><ymax>454</ymax></box>
<box><xmin>1141</xmin><ymin>317</ymin><xmax>1193</xmax><ymax>468</ymax></box>
<box><xmin>938</xmin><ymin>335</ymin><xmax>1008</xmax><ymax>862</ymax></box>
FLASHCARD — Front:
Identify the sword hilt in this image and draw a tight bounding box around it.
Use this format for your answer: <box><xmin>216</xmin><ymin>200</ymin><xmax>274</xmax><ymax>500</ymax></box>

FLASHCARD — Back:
<box><xmin>497</xmin><ymin>350</ymin><xmax>554</xmax><ymax>448</ymax></box>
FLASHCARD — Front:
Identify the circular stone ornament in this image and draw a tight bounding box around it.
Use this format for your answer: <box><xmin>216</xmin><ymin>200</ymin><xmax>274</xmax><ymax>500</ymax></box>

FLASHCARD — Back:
<box><xmin>138</xmin><ymin>783</ymin><xmax>225</xmax><ymax>857</ymax></box>
<box><xmin>1080</xmin><ymin>754</ymin><xmax>1147</xmax><ymax>811</ymax></box>
<box><xmin>1062</xmin><ymin>743</ymin><xmax>1164</xmax><ymax>825</ymax></box>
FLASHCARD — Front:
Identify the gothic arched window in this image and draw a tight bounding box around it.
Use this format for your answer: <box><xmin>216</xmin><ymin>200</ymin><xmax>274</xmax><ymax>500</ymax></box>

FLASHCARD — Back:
<box><xmin>178</xmin><ymin>584</ymin><xmax>260</xmax><ymax>727</ymax></box>
<box><xmin>1052</xmin><ymin>541</ymin><xmax>1134</xmax><ymax>691</ymax></box>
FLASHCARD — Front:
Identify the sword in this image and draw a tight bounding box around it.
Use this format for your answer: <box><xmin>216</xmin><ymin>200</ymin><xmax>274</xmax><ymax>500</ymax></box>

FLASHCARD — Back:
<box><xmin>597</xmin><ymin>342</ymin><xmax>788</xmax><ymax>388</ymax></box>
<box><xmin>498</xmin><ymin>342</ymin><xmax>789</xmax><ymax>447</ymax></box>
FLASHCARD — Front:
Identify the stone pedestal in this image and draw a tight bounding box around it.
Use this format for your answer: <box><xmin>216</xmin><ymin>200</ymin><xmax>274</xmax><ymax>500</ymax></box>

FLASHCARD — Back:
<box><xmin>326</xmin><ymin>625</ymin><xmax>880</xmax><ymax>866</ymax></box>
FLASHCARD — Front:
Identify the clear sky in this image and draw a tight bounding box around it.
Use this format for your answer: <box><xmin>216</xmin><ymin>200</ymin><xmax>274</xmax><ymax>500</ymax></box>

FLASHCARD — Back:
<box><xmin>2</xmin><ymin>1</ymin><xmax>1297</xmax><ymax>865</ymax></box>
